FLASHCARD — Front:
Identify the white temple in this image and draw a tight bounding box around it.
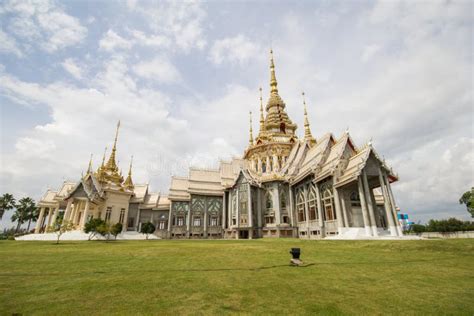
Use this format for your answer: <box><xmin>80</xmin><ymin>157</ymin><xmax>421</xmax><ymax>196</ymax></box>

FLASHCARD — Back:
<box><xmin>33</xmin><ymin>50</ymin><xmax>404</xmax><ymax>240</ymax></box>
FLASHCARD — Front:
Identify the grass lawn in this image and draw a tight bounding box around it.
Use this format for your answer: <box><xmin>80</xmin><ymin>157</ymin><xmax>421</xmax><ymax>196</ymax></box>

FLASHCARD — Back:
<box><xmin>0</xmin><ymin>239</ymin><xmax>473</xmax><ymax>315</ymax></box>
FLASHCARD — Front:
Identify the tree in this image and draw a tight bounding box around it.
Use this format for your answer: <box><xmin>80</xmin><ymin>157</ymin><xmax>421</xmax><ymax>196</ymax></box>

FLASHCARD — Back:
<box><xmin>110</xmin><ymin>223</ymin><xmax>122</xmax><ymax>240</ymax></box>
<box><xmin>46</xmin><ymin>217</ymin><xmax>73</xmax><ymax>244</ymax></box>
<box><xmin>84</xmin><ymin>218</ymin><xmax>106</xmax><ymax>240</ymax></box>
<box><xmin>25</xmin><ymin>205</ymin><xmax>39</xmax><ymax>232</ymax></box>
<box><xmin>410</xmin><ymin>224</ymin><xmax>426</xmax><ymax>234</ymax></box>
<box><xmin>96</xmin><ymin>222</ymin><xmax>112</xmax><ymax>241</ymax></box>
<box><xmin>459</xmin><ymin>187</ymin><xmax>474</xmax><ymax>218</ymax></box>
<box><xmin>11</xmin><ymin>197</ymin><xmax>36</xmax><ymax>233</ymax></box>
<box><xmin>140</xmin><ymin>222</ymin><xmax>155</xmax><ymax>240</ymax></box>
<box><xmin>0</xmin><ymin>193</ymin><xmax>16</xmax><ymax>220</ymax></box>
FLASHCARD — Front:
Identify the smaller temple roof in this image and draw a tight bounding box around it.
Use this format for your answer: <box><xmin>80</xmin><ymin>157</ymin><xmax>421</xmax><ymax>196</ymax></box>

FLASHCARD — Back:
<box><xmin>140</xmin><ymin>192</ymin><xmax>160</xmax><ymax>209</ymax></box>
<box><xmin>156</xmin><ymin>195</ymin><xmax>170</xmax><ymax>210</ymax></box>
<box><xmin>38</xmin><ymin>189</ymin><xmax>58</xmax><ymax>206</ymax></box>
<box><xmin>130</xmin><ymin>184</ymin><xmax>148</xmax><ymax>203</ymax></box>
<box><xmin>169</xmin><ymin>176</ymin><xmax>190</xmax><ymax>200</ymax></box>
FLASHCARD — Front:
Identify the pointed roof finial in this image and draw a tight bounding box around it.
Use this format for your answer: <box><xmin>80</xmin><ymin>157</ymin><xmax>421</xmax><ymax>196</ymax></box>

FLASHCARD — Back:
<box><xmin>124</xmin><ymin>155</ymin><xmax>134</xmax><ymax>190</ymax></box>
<box><xmin>105</xmin><ymin>120</ymin><xmax>120</xmax><ymax>171</ymax></box>
<box><xmin>302</xmin><ymin>92</ymin><xmax>316</xmax><ymax>145</ymax></box>
<box><xmin>269</xmin><ymin>49</ymin><xmax>278</xmax><ymax>94</ymax></box>
<box><xmin>259</xmin><ymin>87</ymin><xmax>264</xmax><ymax>128</ymax></box>
<box><xmin>249</xmin><ymin>111</ymin><xmax>254</xmax><ymax>146</ymax></box>
<box><xmin>87</xmin><ymin>153</ymin><xmax>93</xmax><ymax>174</ymax></box>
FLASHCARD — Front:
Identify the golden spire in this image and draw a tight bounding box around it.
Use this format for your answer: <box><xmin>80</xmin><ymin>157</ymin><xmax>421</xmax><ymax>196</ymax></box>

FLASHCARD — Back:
<box><xmin>105</xmin><ymin>120</ymin><xmax>120</xmax><ymax>171</ymax></box>
<box><xmin>269</xmin><ymin>49</ymin><xmax>278</xmax><ymax>94</ymax></box>
<box><xmin>124</xmin><ymin>155</ymin><xmax>134</xmax><ymax>190</ymax></box>
<box><xmin>259</xmin><ymin>87</ymin><xmax>264</xmax><ymax>130</ymax></box>
<box><xmin>302</xmin><ymin>92</ymin><xmax>316</xmax><ymax>145</ymax></box>
<box><xmin>86</xmin><ymin>153</ymin><xmax>93</xmax><ymax>175</ymax></box>
<box><xmin>249</xmin><ymin>111</ymin><xmax>254</xmax><ymax>146</ymax></box>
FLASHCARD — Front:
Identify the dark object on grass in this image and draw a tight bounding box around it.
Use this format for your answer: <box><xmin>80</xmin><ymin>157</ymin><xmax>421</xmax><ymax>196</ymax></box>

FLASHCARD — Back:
<box><xmin>290</xmin><ymin>248</ymin><xmax>303</xmax><ymax>266</ymax></box>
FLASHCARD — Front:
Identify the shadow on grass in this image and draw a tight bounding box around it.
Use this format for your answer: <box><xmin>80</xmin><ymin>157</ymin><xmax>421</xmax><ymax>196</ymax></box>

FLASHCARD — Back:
<box><xmin>0</xmin><ymin>256</ymin><xmax>463</xmax><ymax>277</ymax></box>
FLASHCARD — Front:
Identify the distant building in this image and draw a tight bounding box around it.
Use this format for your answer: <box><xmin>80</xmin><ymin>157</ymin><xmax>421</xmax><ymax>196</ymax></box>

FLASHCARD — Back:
<box><xmin>34</xmin><ymin>51</ymin><xmax>403</xmax><ymax>239</ymax></box>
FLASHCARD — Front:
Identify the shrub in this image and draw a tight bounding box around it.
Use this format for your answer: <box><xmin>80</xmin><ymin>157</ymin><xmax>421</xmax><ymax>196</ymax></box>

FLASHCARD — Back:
<box><xmin>84</xmin><ymin>218</ymin><xmax>106</xmax><ymax>240</ymax></box>
<box><xmin>140</xmin><ymin>222</ymin><xmax>155</xmax><ymax>240</ymax></box>
<box><xmin>110</xmin><ymin>223</ymin><xmax>122</xmax><ymax>240</ymax></box>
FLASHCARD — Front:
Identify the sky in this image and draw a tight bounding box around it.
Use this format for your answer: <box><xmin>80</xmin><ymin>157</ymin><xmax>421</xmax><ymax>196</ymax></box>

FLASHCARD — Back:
<box><xmin>0</xmin><ymin>0</ymin><xmax>473</xmax><ymax>229</ymax></box>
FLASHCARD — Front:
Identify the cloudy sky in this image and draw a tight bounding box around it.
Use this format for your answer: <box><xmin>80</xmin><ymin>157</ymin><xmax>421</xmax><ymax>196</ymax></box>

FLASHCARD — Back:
<box><xmin>0</xmin><ymin>0</ymin><xmax>472</xmax><ymax>229</ymax></box>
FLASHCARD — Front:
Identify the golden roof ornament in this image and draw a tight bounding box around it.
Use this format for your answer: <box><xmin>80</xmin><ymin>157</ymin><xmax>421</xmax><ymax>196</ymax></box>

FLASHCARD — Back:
<box><xmin>259</xmin><ymin>87</ymin><xmax>264</xmax><ymax>130</ymax></box>
<box><xmin>124</xmin><ymin>155</ymin><xmax>134</xmax><ymax>190</ymax></box>
<box><xmin>269</xmin><ymin>49</ymin><xmax>278</xmax><ymax>94</ymax></box>
<box><xmin>105</xmin><ymin>120</ymin><xmax>120</xmax><ymax>172</ymax></box>
<box><xmin>302</xmin><ymin>91</ymin><xmax>316</xmax><ymax>145</ymax></box>
<box><xmin>86</xmin><ymin>153</ymin><xmax>93</xmax><ymax>175</ymax></box>
<box><xmin>249</xmin><ymin>111</ymin><xmax>254</xmax><ymax>146</ymax></box>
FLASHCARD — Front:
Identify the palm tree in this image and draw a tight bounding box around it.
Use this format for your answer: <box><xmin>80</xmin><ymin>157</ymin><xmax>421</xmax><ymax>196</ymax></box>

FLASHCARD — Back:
<box><xmin>0</xmin><ymin>193</ymin><xmax>16</xmax><ymax>220</ymax></box>
<box><xmin>26</xmin><ymin>205</ymin><xmax>39</xmax><ymax>232</ymax></box>
<box><xmin>11</xmin><ymin>197</ymin><xmax>36</xmax><ymax>233</ymax></box>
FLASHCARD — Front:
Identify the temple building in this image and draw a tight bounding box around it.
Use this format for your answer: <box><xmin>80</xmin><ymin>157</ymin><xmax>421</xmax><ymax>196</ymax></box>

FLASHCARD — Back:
<box><xmin>34</xmin><ymin>50</ymin><xmax>403</xmax><ymax>239</ymax></box>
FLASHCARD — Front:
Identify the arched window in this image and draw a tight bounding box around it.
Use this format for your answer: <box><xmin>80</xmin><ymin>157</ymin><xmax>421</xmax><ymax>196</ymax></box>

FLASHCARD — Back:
<box><xmin>350</xmin><ymin>191</ymin><xmax>361</xmax><ymax>207</ymax></box>
<box><xmin>264</xmin><ymin>191</ymin><xmax>274</xmax><ymax>224</ymax></box>
<box><xmin>308</xmin><ymin>184</ymin><xmax>317</xmax><ymax>220</ymax></box>
<box><xmin>296</xmin><ymin>190</ymin><xmax>306</xmax><ymax>222</ymax></box>
<box><xmin>323</xmin><ymin>189</ymin><xmax>335</xmax><ymax>221</ymax></box>
<box><xmin>262</xmin><ymin>161</ymin><xmax>266</xmax><ymax>173</ymax></box>
<box><xmin>280</xmin><ymin>190</ymin><xmax>287</xmax><ymax>212</ymax></box>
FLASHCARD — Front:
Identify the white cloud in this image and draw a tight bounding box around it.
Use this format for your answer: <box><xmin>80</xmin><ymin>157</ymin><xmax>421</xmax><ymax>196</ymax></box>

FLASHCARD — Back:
<box><xmin>0</xmin><ymin>29</ymin><xmax>23</xmax><ymax>57</ymax></box>
<box><xmin>99</xmin><ymin>30</ymin><xmax>133</xmax><ymax>52</ymax></box>
<box><xmin>133</xmin><ymin>1</ymin><xmax>207</xmax><ymax>51</ymax></box>
<box><xmin>0</xmin><ymin>0</ymin><xmax>87</xmax><ymax>53</ymax></box>
<box><xmin>130</xmin><ymin>30</ymin><xmax>171</xmax><ymax>48</ymax></box>
<box><xmin>132</xmin><ymin>56</ymin><xmax>181</xmax><ymax>84</ymax></box>
<box><xmin>61</xmin><ymin>58</ymin><xmax>83</xmax><ymax>79</ymax></box>
<box><xmin>209</xmin><ymin>35</ymin><xmax>261</xmax><ymax>65</ymax></box>
<box><xmin>361</xmin><ymin>44</ymin><xmax>380</xmax><ymax>62</ymax></box>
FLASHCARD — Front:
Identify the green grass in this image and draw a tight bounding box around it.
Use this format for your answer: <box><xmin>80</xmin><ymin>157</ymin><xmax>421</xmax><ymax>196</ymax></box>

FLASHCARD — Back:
<box><xmin>0</xmin><ymin>239</ymin><xmax>473</xmax><ymax>315</ymax></box>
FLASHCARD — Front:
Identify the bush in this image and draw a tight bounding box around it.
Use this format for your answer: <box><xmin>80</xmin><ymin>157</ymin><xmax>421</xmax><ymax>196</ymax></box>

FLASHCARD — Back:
<box><xmin>110</xmin><ymin>223</ymin><xmax>122</xmax><ymax>240</ymax></box>
<box><xmin>426</xmin><ymin>218</ymin><xmax>474</xmax><ymax>233</ymax></box>
<box><xmin>410</xmin><ymin>224</ymin><xmax>426</xmax><ymax>234</ymax></box>
<box><xmin>84</xmin><ymin>218</ymin><xmax>106</xmax><ymax>240</ymax></box>
<box><xmin>140</xmin><ymin>222</ymin><xmax>155</xmax><ymax>240</ymax></box>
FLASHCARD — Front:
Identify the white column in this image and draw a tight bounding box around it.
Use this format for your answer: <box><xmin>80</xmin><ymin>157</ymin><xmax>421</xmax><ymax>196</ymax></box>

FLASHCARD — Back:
<box><xmin>384</xmin><ymin>173</ymin><xmax>403</xmax><ymax>236</ymax></box>
<box><xmin>333</xmin><ymin>187</ymin><xmax>344</xmax><ymax>233</ymax></box>
<box><xmin>288</xmin><ymin>186</ymin><xmax>295</xmax><ymax>226</ymax></box>
<box><xmin>257</xmin><ymin>189</ymin><xmax>262</xmax><ymax>237</ymax></box>
<box><xmin>379</xmin><ymin>169</ymin><xmax>397</xmax><ymax>236</ymax></box>
<box><xmin>80</xmin><ymin>200</ymin><xmax>90</xmax><ymax>229</ymax></box>
<box><xmin>247</xmin><ymin>183</ymin><xmax>253</xmax><ymax>239</ymax></box>
<box><xmin>136</xmin><ymin>208</ymin><xmax>142</xmax><ymax>231</ymax></box>
<box><xmin>303</xmin><ymin>185</ymin><xmax>310</xmax><ymax>236</ymax></box>
<box><xmin>315</xmin><ymin>183</ymin><xmax>324</xmax><ymax>236</ymax></box>
<box><xmin>222</xmin><ymin>193</ymin><xmax>227</xmax><ymax>230</ymax></box>
<box><xmin>63</xmin><ymin>199</ymin><xmax>73</xmax><ymax>223</ymax></box>
<box><xmin>167</xmin><ymin>203</ymin><xmax>172</xmax><ymax>237</ymax></box>
<box><xmin>46</xmin><ymin>207</ymin><xmax>54</xmax><ymax>227</ymax></box>
<box><xmin>122</xmin><ymin>206</ymin><xmax>129</xmax><ymax>232</ymax></box>
<box><xmin>35</xmin><ymin>207</ymin><xmax>46</xmax><ymax>233</ymax></box>
<box><xmin>273</xmin><ymin>184</ymin><xmax>281</xmax><ymax>226</ymax></box>
<box><xmin>273</xmin><ymin>155</ymin><xmax>279</xmax><ymax>172</ymax></box>
<box><xmin>358</xmin><ymin>176</ymin><xmax>373</xmax><ymax>236</ymax></box>
<box><xmin>363</xmin><ymin>171</ymin><xmax>378</xmax><ymax>236</ymax></box>
<box><xmin>186</xmin><ymin>204</ymin><xmax>191</xmax><ymax>238</ymax></box>
<box><xmin>227</xmin><ymin>192</ymin><xmax>232</xmax><ymax>229</ymax></box>
<box><xmin>204</xmin><ymin>205</ymin><xmax>208</xmax><ymax>238</ymax></box>
<box><xmin>50</xmin><ymin>207</ymin><xmax>59</xmax><ymax>226</ymax></box>
<box><xmin>339</xmin><ymin>191</ymin><xmax>349</xmax><ymax>227</ymax></box>
<box><xmin>73</xmin><ymin>201</ymin><xmax>83</xmax><ymax>226</ymax></box>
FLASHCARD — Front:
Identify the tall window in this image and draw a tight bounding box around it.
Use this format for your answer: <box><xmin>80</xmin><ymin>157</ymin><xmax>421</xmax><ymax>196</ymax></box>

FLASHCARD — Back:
<box><xmin>323</xmin><ymin>189</ymin><xmax>335</xmax><ymax>220</ymax></box>
<box><xmin>158</xmin><ymin>221</ymin><xmax>166</xmax><ymax>230</ymax></box>
<box><xmin>119</xmin><ymin>209</ymin><xmax>125</xmax><ymax>224</ymax></box>
<box><xmin>210</xmin><ymin>216</ymin><xmax>218</xmax><ymax>226</ymax></box>
<box><xmin>177</xmin><ymin>216</ymin><xmax>184</xmax><ymax>226</ymax></box>
<box><xmin>296</xmin><ymin>190</ymin><xmax>306</xmax><ymax>222</ymax></box>
<box><xmin>262</xmin><ymin>161</ymin><xmax>266</xmax><ymax>173</ymax></box>
<box><xmin>193</xmin><ymin>216</ymin><xmax>202</xmax><ymax>227</ymax></box>
<box><xmin>105</xmin><ymin>207</ymin><xmax>112</xmax><ymax>223</ymax></box>
<box><xmin>308</xmin><ymin>186</ymin><xmax>317</xmax><ymax>221</ymax></box>
<box><xmin>280</xmin><ymin>191</ymin><xmax>287</xmax><ymax>212</ymax></box>
<box><xmin>264</xmin><ymin>191</ymin><xmax>274</xmax><ymax>224</ymax></box>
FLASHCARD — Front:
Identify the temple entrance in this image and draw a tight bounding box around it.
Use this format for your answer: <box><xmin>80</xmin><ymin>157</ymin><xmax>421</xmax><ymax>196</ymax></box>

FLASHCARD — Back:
<box><xmin>239</xmin><ymin>230</ymin><xmax>249</xmax><ymax>239</ymax></box>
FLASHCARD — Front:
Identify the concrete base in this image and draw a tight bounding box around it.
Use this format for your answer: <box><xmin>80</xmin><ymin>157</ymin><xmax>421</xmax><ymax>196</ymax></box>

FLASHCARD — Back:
<box><xmin>16</xmin><ymin>230</ymin><xmax>161</xmax><ymax>241</ymax></box>
<box><xmin>325</xmin><ymin>227</ymin><xmax>422</xmax><ymax>240</ymax></box>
